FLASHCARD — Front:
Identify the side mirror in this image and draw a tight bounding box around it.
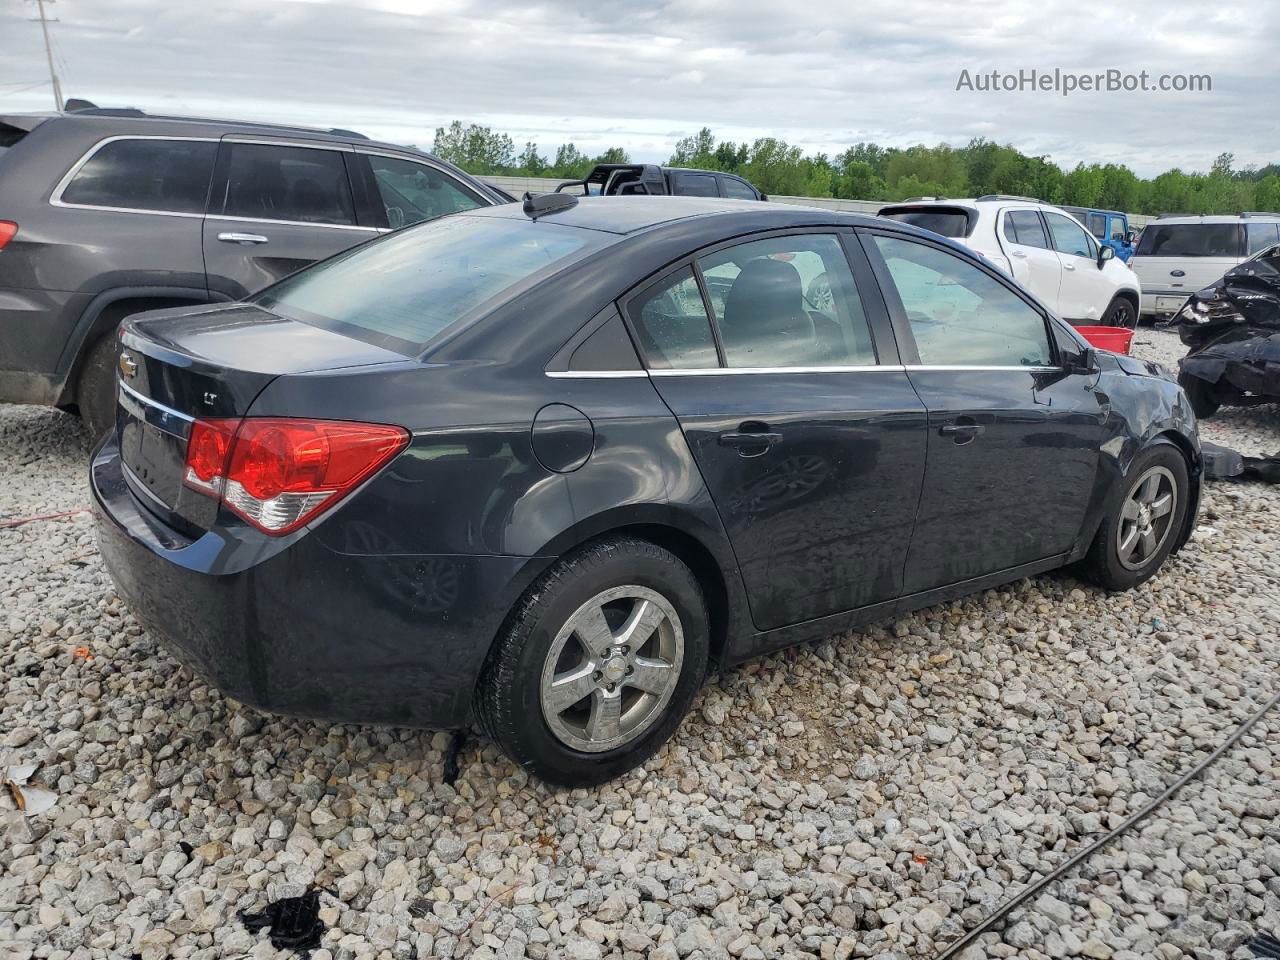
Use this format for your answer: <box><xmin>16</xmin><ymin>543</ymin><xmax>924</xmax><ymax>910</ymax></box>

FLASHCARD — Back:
<box><xmin>1124</xmin><ymin>231</ymin><xmax>1136</xmax><ymax>244</ymax></box>
<box><xmin>1069</xmin><ymin>345</ymin><xmax>1100</xmax><ymax>374</ymax></box>
<box><xmin>1098</xmin><ymin>246</ymin><xmax>1115</xmax><ymax>267</ymax></box>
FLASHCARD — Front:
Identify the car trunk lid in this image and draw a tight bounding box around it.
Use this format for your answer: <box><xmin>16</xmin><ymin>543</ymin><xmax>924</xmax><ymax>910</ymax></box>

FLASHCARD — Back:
<box><xmin>116</xmin><ymin>302</ymin><xmax>407</xmax><ymax>532</ymax></box>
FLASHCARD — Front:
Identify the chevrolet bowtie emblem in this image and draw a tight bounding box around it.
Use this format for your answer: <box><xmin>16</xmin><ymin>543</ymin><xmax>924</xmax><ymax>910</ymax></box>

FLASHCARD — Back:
<box><xmin>118</xmin><ymin>351</ymin><xmax>139</xmax><ymax>379</ymax></box>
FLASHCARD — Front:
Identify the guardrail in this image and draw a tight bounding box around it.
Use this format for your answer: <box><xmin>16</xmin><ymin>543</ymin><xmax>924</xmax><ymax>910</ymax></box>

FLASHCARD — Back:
<box><xmin>481</xmin><ymin>176</ymin><xmax>1153</xmax><ymax>228</ymax></box>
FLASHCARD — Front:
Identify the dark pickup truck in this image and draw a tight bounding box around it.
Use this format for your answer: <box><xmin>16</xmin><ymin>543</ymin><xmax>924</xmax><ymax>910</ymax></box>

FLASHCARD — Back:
<box><xmin>557</xmin><ymin>163</ymin><xmax>765</xmax><ymax>201</ymax></box>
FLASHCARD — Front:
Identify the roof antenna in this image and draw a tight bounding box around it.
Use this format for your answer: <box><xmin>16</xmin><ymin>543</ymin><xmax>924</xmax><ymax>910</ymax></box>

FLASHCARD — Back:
<box><xmin>522</xmin><ymin>191</ymin><xmax>578</xmax><ymax>221</ymax></box>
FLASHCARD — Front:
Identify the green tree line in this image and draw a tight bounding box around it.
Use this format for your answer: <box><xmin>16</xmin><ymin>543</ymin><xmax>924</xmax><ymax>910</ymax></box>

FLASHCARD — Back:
<box><xmin>433</xmin><ymin>121</ymin><xmax>1280</xmax><ymax>216</ymax></box>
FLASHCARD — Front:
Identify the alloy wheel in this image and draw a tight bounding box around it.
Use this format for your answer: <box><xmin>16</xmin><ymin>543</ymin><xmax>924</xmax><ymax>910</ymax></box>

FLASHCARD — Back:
<box><xmin>1115</xmin><ymin>465</ymin><xmax>1178</xmax><ymax>571</ymax></box>
<box><xmin>539</xmin><ymin>586</ymin><xmax>684</xmax><ymax>753</ymax></box>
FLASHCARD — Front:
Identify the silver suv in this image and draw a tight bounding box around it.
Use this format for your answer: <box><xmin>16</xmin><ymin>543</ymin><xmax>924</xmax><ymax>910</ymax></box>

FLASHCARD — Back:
<box><xmin>1129</xmin><ymin>212</ymin><xmax>1280</xmax><ymax>320</ymax></box>
<box><xmin>0</xmin><ymin>106</ymin><xmax>510</xmax><ymax>435</ymax></box>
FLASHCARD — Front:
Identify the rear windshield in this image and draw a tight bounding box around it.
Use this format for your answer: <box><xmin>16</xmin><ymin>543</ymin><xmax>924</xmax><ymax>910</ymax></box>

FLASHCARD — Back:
<box><xmin>256</xmin><ymin>214</ymin><xmax>608</xmax><ymax>354</ymax></box>
<box><xmin>1135</xmin><ymin>223</ymin><xmax>1242</xmax><ymax>258</ymax></box>
<box><xmin>879</xmin><ymin>206</ymin><xmax>974</xmax><ymax>238</ymax></box>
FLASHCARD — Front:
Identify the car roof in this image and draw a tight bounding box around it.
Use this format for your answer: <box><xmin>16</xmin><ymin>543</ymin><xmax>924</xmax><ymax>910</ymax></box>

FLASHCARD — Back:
<box><xmin>1151</xmin><ymin>214</ymin><xmax>1280</xmax><ymax>224</ymax></box>
<box><xmin>883</xmin><ymin>197</ymin><xmax>1048</xmax><ymax>209</ymax></box>
<box><xmin>6</xmin><ymin>109</ymin><xmax>447</xmax><ymax>159</ymax></box>
<box><xmin>462</xmin><ymin>195</ymin><xmax>887</xmax><ymax>236</ymax></box>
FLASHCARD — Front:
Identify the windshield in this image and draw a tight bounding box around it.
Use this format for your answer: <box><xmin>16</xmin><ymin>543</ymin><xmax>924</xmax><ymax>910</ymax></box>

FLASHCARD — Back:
<box><xmin>879</xmin><ymin>207</ymin><xmax>974</xmax><ymax>238</ymax></box>
<box><xmin>1135</xmin><ymin>223</ymin><xmax>1242</xmax><ymax>258</ymax></box>
<box><xmin>257</xmin><ymin>214</ymin><xmax>608</xmax><ymax>354</ymax></box>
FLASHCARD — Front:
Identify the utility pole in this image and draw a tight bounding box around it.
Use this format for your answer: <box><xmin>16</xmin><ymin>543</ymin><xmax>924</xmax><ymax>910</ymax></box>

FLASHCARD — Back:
<box><xmin>34</xmin><ymin>0</ymin><xmax>63</xmax><ymax>110</ymax></box>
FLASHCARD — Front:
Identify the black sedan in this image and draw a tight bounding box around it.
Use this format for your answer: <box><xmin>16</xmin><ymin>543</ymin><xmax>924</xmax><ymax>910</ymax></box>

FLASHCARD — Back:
<box><xmin>92</xmin><ymin>195</ymin><xmax>1201</xmax><ymax>785</ymax></box>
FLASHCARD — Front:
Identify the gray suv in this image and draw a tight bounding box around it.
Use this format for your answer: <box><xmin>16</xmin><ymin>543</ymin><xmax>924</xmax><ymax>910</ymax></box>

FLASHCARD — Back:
<box><xmin>0</xmin><ymin>107</ymin><xmax>510</xmax><ymax>435</ymax></box>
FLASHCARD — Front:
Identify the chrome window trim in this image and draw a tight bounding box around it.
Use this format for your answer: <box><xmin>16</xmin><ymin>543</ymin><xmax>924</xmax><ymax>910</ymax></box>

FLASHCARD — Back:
<box><xmin>545</xmin><ymin>370</ymin><xmax>649</xmax><ymax>379</ymax></box>
<box><xmin>49</xmin><ymin>134</ymin><xmax>220</xmax><ymax>217</ymax></box>
<box><xmin>650</xmin><ymin>364</ymin><xmax>903</xmax><ymax>376</ymax></box>
<box><xmin>205</xmin><ymin>214</ymin><xmax>381</xmax><ymax>233</ymax></box>
<box><xmin>906</xmin><ymin>364</ymin><xmax>1062</xmax><ymax>372</ymax></box>
<box><xmin>550</xmin><ymin>363</ymin><xmax>1062</xmax><ymax>378</ymax></box>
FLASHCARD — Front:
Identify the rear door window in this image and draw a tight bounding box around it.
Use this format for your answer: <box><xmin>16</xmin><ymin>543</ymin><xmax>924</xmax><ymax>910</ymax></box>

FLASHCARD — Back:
<box><xmin>59</xmin><ymin>138</ymin><xmax>216</xmax><ymax>213</ymax></box>
<box><xmin>1003</xmin><ymin>210</ymin><xmax>1050</xmax><ymax>248</ymax></box>
<box><xmin>364</xmin><ymin>154</ymin><xmax>486</xmax><ymax>228</ymax></box>
<box><xmin>626</xmin><ymin>266</ymin><xmax>720</xmax><ymax>369</ymax></box>
<box><xmin>219</xmin><ymin>142</ymin><xmax>356</xmax><ymax>226</ymax></box>
<box><xmin>674</xmin><ymin>173</ymin><xmax>719</xmax><ymax>197</ymax></box>
<box><xmin>1085</xmin><ymin>213</ymin><xmax>1107</xmax><ymax>238</ymax></box>
<box><xmin>1135</xmin><ymin>223</ymin><xmax>1242</xmax><ymax>257</ymax></box>
<box><xmin>873</xmin><ymin>235</ymin><xmax>1052</xmax><ymax>367</ymax></box>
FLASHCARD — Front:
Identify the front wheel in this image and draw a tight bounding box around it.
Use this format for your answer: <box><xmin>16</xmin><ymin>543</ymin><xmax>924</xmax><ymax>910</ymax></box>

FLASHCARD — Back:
<box><xmin>1101</xmin><ymin>295</ymin><xmax>1137</xmax><ymax>329</ymax></box>
<box><xmin>1079</xmin><ymin>443</ymin><xmax>1189</xmax><ymax>591</ymax></box>
<box><xmin>477</xmin><ymin>537</ymin><xmax>709</xmax><ymax>786</ymax></box>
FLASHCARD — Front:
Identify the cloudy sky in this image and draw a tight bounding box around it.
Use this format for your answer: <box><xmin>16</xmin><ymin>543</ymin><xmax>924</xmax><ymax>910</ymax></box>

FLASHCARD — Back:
<box><xmin>2</xmin><ymin>0</ymin><xmax>1277</xmax><ymax>177</ymax></box>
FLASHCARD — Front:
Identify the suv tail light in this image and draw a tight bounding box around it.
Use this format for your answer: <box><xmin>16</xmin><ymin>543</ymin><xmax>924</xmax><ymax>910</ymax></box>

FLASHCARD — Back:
<box><xmin>0</xmin><ymin>221</ymin><xmax>18</xmax><ymax>250</ymax></box>
<box><xmin>183</xmin><ymin>417</ymin><xmax>409</xmax><ymax>535</ymax></box>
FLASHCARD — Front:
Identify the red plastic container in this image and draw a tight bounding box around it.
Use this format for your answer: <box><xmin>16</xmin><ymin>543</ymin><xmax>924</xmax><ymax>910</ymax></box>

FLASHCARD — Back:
<box><xmin>1073</xmin><ymin>325</ymin><xmax>1134</xmax><ymax>355</ymax></box>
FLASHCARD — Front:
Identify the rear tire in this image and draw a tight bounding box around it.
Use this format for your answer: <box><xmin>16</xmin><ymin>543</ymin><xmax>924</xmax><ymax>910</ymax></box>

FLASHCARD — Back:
<box><xmin>1101</xmin><ymin>295</ymin><xmax>1137</xmax><ymax>329</ymax></box>
<box><xmin>1178</xmin><ymin>370</ymin><xmax>1223</xmax><ymax>419</ymax></box>
<box><xmin>75</xmin><ymin>334</ymin><xmax>118</xmax><ymax>441</ymax></box>
<box><xmin>477</xmin><ymin>537</ymin><xmax>708</xmax><ymax>786</ymax></box>
<box><xmin>1079</xmin><ymin>442</ymin><xmax>1189</xmax><ymax>592</ymax></box>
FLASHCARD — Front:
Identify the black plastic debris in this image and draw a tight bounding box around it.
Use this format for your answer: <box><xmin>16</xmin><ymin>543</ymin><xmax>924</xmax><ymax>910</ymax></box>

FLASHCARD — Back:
<box><xmin>239</xmin><ymin>889</ymin><xmax>325</xmax><ymax>954</ymax></box>
<box><xmin>442</xmin><ymin>730</ymin><xmax>468</xmax><ymax>785</ymax></box>
<box><xmin>1201</xmin><ymin>441</ymin><xmax>1280</xmax><ymax>484</ymax></box>
<box><xmin>1247</xmin><ymin>931</ymin><xmax>1280</xmax><ymax>958</ymax></box>
<box><xmin>1202</xmin><ymin>441</ymin><xmax>1245</xmax><ymax>479</ymax></box>
<box><xmin>1168</xmin><ymin>244</ymin><xmax>1280</xmax><ymax>417</ymax></box>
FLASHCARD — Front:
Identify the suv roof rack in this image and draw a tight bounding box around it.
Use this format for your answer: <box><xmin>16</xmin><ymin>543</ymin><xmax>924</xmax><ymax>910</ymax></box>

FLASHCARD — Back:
<box><xmin>62</xmin><ymin>102</ymin><xmax>368</xmax><ymax>140</ymax></box>
<box><xmin>975</xmin><ymin>194</ymin><xmax>1041</xmax><ymax>203</ymax></box>
<box><xmin>1156</xmin><ymin>212</ymin><xmax>1196</xmax><ymax>218</ymax></box>
<box><xmin>899</xmin><ymin>196</ymin><xmax>946</xmax><ymax>202</ymax></box>
<box><xmin>1241</xmin><ymin>211</ymin><xmax>1280</xmax><ymax>218</ymax></box>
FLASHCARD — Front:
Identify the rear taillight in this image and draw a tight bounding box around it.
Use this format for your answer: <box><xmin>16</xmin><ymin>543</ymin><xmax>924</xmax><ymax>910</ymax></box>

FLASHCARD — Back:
<box><xmin>0</xmin><ymin>221</ymin><xmax>17</xmax><ymax>251</ymax></box>
<box><xmin>184</xmin><ymin>418</ymin><xmax>238</xmax><ymax>495</ymax></box>
<box><xmin>183</xmin><ymin>417</ymin><xmax>409</xmax><ymax>535</ymax></box>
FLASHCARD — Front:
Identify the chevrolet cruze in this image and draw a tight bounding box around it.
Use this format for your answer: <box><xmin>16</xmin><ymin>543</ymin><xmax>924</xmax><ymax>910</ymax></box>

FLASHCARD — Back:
<box><xmin>92</xmin><ymin>195</ymin><xmax>1201</xmax><ymax>785</ymax></box>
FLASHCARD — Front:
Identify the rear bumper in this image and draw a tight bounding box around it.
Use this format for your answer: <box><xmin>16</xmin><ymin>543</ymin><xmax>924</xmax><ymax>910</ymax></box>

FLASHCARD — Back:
<box><xmin>1140</xmin><ymin>291</ymin><xmax>1190</xmax><ymax>317</ymax></box>
<box><xmin>91</xmin><ymin>435</ymin><xmax>546</xmax><ymax>729</ymax></box>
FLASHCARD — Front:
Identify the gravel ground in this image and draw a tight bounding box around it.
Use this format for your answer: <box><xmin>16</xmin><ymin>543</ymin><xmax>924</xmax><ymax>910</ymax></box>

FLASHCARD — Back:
<box><xmin>1</xmin><ymin>328</ymin><xmax>1277</xmax><ymax>960</ymax></box>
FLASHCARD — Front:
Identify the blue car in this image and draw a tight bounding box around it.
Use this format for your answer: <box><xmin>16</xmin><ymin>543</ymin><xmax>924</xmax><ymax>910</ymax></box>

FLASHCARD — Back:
<box><xmin>1063</xmin><ymin>206</ymin><xmax>1137</xmax><ymax>261</ymax></box>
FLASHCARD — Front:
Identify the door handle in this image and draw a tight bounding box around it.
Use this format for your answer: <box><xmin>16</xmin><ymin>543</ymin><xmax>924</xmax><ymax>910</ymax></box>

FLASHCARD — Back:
<box><xmin>1010</xmin><ymin>250</ymin><xmax>1028</xmax><ymax>258</ymax></box>
<box><xmin>939</xmin><ymin>422</ymin><xmax>984</xmax><ymax>444</ymax></box>
<box><xmin>217</xmin><ymin>232</ymin><xmax>269</xmax><ymax>245</ymax></box>
<box><xmin>1063</xmin><ymin>262</ymin><xmax>1076</xmax><ymax>271</ymax></box>
<box><xmin>719</xmin><ymin>423</ymin><xmax>782</xmax><ymax>457</ymax></box>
